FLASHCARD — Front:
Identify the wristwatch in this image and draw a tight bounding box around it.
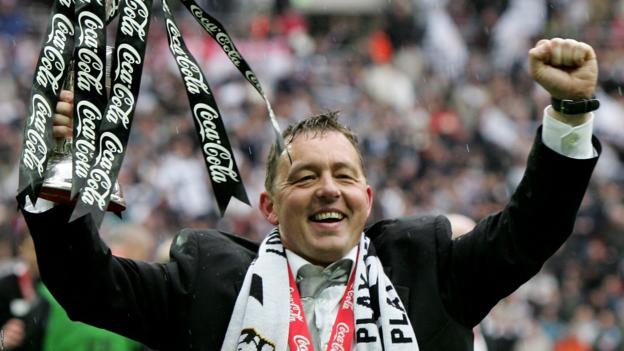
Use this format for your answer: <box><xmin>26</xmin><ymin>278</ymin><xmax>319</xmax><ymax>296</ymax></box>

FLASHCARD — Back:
<box><xmin>551</xmin><ymin>97</ymin><xmax>600</xmax><ymax>114</ymax></box>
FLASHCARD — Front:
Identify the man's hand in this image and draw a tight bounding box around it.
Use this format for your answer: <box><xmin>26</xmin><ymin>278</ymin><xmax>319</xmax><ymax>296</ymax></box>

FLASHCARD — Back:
<box><xmin>2</xmin><ymin>318</ymin><xmax>25</xmax><ymax>349</ymax></box>
<box><xmin>529</xmin><ymin>38</ymin><xmax>598</xmax><ymax>126</ymax></box>
<box><xmin>529</xmin><ymin>38</ymin><xmax>597</xmax><ymax>100</ymax></box>
<box><xmin>53</xmin><ymin>89</ymin><xmax>73</xmax><ymax>139</ymax></box>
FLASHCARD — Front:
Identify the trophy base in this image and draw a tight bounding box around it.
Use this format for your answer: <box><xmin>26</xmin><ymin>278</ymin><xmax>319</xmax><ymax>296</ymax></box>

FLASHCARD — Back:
<box><xmin>41</xmin><ymin>148</ymin><xmax>127</xmax><ymax>213</ymax></box>
<box><xmin>39</xmin><ymin>186</ymin><xmax>126</xmax><ymax>213</ymax></box>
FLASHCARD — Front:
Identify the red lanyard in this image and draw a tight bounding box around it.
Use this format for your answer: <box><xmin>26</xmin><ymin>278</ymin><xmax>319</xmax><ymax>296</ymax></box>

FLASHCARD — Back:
<box><xmin>287</xmin><ymin>259</ymin><xmax>357</xmax><ymax>351</ymax></box>
<box><xmin>17</xmin><ymin>268</ymin><xmax>35</xmax><ymax>301</ymax></box>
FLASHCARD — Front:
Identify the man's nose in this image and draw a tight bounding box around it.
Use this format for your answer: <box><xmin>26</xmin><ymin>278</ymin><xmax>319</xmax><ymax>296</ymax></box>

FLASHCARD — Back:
<box><xmin>315</xmin><ymin>175</ymin><xmax>340</xmax><ymax>199</ymax></box>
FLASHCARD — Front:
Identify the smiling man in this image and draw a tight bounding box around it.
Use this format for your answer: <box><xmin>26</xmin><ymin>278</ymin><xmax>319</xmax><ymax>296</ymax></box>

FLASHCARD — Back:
<box><xmin>22</xmin><ymin>38</ymin><xmax>601</xmax><ymax>351</ymax></box>
<box><xmin>260</xmin><ymin>120</ymin><xmax>373</xmax><ymax>266</ymax></box>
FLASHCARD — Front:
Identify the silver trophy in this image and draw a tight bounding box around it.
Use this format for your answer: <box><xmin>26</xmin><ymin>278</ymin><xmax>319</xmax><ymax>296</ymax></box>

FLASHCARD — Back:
<box><xmin>39</xmin><ymin>46</ymin><xmax>126</xmax><ymax>212</ymax></box>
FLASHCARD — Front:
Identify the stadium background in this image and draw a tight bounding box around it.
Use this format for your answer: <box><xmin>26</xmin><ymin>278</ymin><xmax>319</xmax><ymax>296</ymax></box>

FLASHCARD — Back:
<box><xmin>1</xmin><ymin>0</ymin><xmax>624</xmax><ymax>349</ymax></box>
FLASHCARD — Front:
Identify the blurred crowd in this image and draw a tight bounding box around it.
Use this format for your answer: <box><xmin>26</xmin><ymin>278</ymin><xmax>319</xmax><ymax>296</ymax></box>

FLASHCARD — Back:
<box><xmin>1</xmin><ymin>0</ymin><xmax>624</xmax><ymax>350</ymax></box>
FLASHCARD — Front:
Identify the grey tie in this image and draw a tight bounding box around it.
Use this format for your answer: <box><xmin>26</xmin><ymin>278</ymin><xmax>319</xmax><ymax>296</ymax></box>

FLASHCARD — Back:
<box><xmin>295</xmin><ymin>260</ymin><xmax>352</xmax><ymax>350</ymax></box>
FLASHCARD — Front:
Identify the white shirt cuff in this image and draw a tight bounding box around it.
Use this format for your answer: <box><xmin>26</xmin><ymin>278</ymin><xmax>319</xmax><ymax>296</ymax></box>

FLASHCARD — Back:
<box><xmin>23</xmin><ymin>197</ymin><xmax>56</xmax><ymax>213</ymax></box>
<box><xmin>541</xmin><ymin>107</ymin><xmax>596</xmax><ymax>159</ymax></box>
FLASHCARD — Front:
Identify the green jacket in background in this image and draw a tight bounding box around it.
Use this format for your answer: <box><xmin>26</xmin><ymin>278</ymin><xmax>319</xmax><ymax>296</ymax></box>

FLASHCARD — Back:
<box><xmin>39</xmin><ymin>283</ymin><xmax>140</xmax><ymax>351</ymax></box>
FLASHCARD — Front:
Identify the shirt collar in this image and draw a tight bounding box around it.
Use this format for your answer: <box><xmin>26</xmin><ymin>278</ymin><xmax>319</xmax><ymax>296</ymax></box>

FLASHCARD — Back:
<box><xmin>286</xmin><ymin>243</ymin><xmax>359</xmax><ymax>278</ymax></box>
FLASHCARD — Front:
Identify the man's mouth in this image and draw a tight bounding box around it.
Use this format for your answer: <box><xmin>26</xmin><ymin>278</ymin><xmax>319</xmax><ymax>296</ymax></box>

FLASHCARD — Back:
<box><xmin>309</xmin><ymin>211</ymin><xmax>345</xmax><ymax>223</ymax></box>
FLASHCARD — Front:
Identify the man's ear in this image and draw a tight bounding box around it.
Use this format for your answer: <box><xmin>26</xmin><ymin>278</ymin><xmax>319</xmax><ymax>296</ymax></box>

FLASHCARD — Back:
<box><xmin>259</xmin><ymin>192</ymin><xmax>279</xmax><ymax>225</ymax></box>
<box><xmin>366</xmin><ymin>185</ymin><xmax>373</xmax><ymax>218</ymax></box>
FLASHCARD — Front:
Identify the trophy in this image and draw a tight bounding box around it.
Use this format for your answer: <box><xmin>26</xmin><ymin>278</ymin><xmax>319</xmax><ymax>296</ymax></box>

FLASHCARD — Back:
<box><xmin>19</xmin><ymin>0</ymin><xmax>281</xmax><ymax>226</ymax></box>
<box><xmin>39</xmin><ymin>46</ymin><xmax>126</xmax><ymax>213</ymax></box>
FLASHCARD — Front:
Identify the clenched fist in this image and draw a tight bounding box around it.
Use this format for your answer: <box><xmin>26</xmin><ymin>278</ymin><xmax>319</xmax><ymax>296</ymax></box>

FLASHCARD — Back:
<box><xmin>529</xmin><ymin>38</ymin><xmax>598</xmax><ymax>101</ymax></box>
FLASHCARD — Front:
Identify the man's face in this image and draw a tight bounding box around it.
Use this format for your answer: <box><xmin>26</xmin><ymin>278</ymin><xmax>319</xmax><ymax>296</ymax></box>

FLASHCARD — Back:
<box><xmin>260</xmin><ymin>131</ymin><xmax>373</xmax><ymax>265</ymax></box>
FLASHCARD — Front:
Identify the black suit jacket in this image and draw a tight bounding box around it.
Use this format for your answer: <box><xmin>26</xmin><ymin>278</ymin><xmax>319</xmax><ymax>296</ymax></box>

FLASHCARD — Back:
<box><xmin>23</xmin><ymin>133</ymin><xmax>600</xmax><ymax>350</ymax></box>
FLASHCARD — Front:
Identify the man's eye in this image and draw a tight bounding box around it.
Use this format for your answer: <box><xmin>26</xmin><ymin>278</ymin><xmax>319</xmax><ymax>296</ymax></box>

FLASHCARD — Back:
<box><xmin>295</xmin><ymin>175</ymin><xmax>315</xmax><ymax>183</ymax></box>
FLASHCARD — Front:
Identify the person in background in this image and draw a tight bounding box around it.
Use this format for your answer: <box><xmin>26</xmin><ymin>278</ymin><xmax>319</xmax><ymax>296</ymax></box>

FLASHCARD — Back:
<box><xmin>0</xmin><ymin>235</ymin><xmax>144</xmax><ymax>351</ymax></box>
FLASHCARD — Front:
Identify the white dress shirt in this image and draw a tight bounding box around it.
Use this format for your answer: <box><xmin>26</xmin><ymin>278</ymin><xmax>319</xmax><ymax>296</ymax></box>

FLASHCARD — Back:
<box><xmin>541</xmin><ymin>108</ymin><xmax>596</xmax><ymax>159</ymax></box>
<box><xmin>286</xmin><ymin>246</ymin><xmax>358</xmax><ymax>351</ymax></box>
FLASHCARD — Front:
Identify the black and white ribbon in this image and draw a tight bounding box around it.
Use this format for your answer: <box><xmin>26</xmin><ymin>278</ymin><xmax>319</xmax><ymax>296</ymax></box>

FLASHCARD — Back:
<box><xmin>17</xmin><ymin>0</ymin><xmax>75</xmax><ymax>208</ymax></box>
<box><xmin>162</xmin><ymin>0</ymin><xmax>288</xmax><ymax>212</ymax></box>
<box><xmin>179</xmin><ymin>0</ymin><xmax>284</xmax><ymax>153</ymax></box>
<box><xmin>161</xmin><ymin>0</ymin><xmax>249</xmax><ymax>214</ymax></box>
<box><xmin>70</xmin><ymin>0</ymin><xmax>153</xmax><ymax>224</ymax></box>
<box><xmin>71</xmin><ymin>0</ymin><xmax>108</xmax><ymax>199</ymax></box>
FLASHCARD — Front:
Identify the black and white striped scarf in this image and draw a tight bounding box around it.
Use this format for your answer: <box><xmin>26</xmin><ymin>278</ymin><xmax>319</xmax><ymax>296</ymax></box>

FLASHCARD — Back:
<box><xmin>221</xmin><ymin>229</ymin><xmax>418</xmax><ymax>350</ymax></box>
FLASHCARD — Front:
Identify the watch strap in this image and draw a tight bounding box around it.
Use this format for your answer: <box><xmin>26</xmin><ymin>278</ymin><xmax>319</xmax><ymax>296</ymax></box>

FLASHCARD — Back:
<box><xmin>551</xmin><ymin>97</ymin><xmax>600</xmax><ymax>114</ymax></box>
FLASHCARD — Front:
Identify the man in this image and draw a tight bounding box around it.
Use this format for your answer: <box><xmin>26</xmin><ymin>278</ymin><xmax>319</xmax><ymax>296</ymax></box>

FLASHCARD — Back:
<box><xmin>22</xmin><ymin>38</ymin><xmax>600</xmax><ymax>350</ymax></box>
<box><xmin>0</xmin><ymin>236</ymin><xmax>142</xmax><ymax>351</ymax></box>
